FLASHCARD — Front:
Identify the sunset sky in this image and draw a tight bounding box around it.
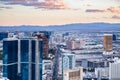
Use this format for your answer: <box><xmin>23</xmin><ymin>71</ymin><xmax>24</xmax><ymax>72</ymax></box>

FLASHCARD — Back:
<box><xmin>0</xmin><ymin>0</ymin><xmax>120</xmax><ymax>26</ymax></box>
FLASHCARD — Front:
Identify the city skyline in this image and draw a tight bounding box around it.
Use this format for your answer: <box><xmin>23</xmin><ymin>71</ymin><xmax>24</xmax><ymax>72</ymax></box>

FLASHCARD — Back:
<box><xmin>1</xmin><ymin>30</ymin><xmax>120</xmax><ymax>80</ymax></box>
<box><xmin>0</xmin><ymin>0</ymin><xmax>120</xmax><ymax>26</ymax></box>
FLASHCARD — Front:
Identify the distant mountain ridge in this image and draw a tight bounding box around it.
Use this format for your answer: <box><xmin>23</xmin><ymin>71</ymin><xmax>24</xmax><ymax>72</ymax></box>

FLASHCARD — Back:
<box><xmin>0</xmin><ymin>23</ymin><xmax>120</xmax><ymax>32</ymax></box>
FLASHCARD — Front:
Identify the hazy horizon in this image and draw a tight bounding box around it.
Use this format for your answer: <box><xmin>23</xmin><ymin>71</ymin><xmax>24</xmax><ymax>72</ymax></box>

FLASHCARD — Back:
<box><xmin>0</xmin><ymin>22</ymin><xmax>120</xmax><ymax>27</ymax></box>
<box><xmin>0</xmin><ymin>0</ymin><xmax>120</xmax><ymax>26</ymax></box>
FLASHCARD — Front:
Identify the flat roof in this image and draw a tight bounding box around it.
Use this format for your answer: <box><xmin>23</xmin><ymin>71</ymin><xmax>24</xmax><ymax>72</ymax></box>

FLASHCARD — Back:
<box><xmin>3</xmin><ymin>38</ymin><xmax>18</xmax><ymax>41</ymax></box>
<box><xmin>104</xmin><ymin>34</ymin><xmax>113</xmax><ymax>36</ymax></box>
<box><xmin>3</xmin><ymin>38</ymin><xmax>42</xmax><ymax>41</ymax></box>
<box><xmin>64</xmin><ymin>67</ymin><xmax>83</xmax><ymax>73</ymax></box>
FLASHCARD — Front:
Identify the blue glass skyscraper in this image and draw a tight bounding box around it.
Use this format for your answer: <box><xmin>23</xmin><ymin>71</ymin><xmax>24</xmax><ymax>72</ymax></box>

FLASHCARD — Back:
<box><xmin>0</xmin><ymin>32</ymin><xmax>8</xmax><ymax>41</ymax></box>
<box><xmin>3</xmin><ymin>39</ymin><xmax>18</xmax><ymax>80</ymax></box>
<box><xmin>3</xmin><ymin>38</ymin><xmax>43</xmax><ymax>80</ymax></box>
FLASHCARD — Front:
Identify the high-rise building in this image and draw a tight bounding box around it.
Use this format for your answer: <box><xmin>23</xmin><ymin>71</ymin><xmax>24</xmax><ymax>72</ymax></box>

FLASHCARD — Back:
<box><xmin>53</xmin><ymin>45</ymin><xmax>61</xmax><ymax>80</ymax></box>
<box><xmin>62</xmin><ymin>53</ymin><xmax>76</xmax><ymax>70</ymax></box>
<box><xmin>103</xmin><ymin>34</ymin><xmax>113</xmax><ymax>51</ymax></box>
<box><xmin>58</xmin><ymin>53</ymin><xmax>76</xmax><ymax>73</ymax></box>
<box><xmin>3</xmin><ymin>39</ymin><xmax>18</xmax><ymax>80</ymax></box>
<box><xmin>113</xmin><ymin>34</ymin><xmax>117</xmax><ymax>41</ymax></box>
<box><xmin>63</xmin><ymin>67</ymin><xmax>83</xmax><ymax>80</ymax></box>
<box><xmin>3</xmin><ymin>38</ymin><xmax>43</xmax><ymax>80</ymax></box>
<box><xmin>0</xmin><ymin>32</ymin><xmax>8</xmax><ymax>41</ymax></box>
<box><xmin>33</xmin><ymin>32</ymin><xmax>50</xmax><ymax>58</ymax></box>
<box><xmin>109</xmin><ymin>60</ymin><xmax>120</xmax><ymax>80</ymax></box>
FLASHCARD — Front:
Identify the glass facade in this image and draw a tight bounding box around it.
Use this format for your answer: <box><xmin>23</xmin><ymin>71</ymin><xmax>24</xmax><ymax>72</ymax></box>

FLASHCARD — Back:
<box><xmin>20</xmin><ymin>40</ymin><xmax>29</xmax><ymax>80</ymax></box>
<box><xmin>62</xmin><ymin>54</ymin><xmax>75</xmax><ymax>72</ymax></box>
<box><xmin>40</xmin><ymin>64</ymin><xmax>42</xmax><ymax>80</ymax></box>
<box><xmin>69</xmin><ymin>55</ymin><xmax>75</xmax><ymax>69</ymax></box>
<box><xmin>0</xmin><ymin>32</ymin><xmax>8</xmax><ymax>41</ymax></box>
<box><xmin>63</xmin><ymin>56</ymin><xmax>69</xmax><ymax>70</ymax></box>
<box><xmin>3</xmin><ymin>39</ymin><xmax>43</xmax><ymax>80</ymax></box>
<box><xmin>39</xmin><ymin>40</ymin><xmax>43</xmax><ymax>63</ymax></box>
<box><xmin>20</xmin><ymin>40</ymin><xmax>29</xmax><ymax>62</ymax></box>
<box><xmin>39</xmin><ymin>40</ymin><xmax>43</xmax><ymax>80</ymax></box>
<box><xmin>3</xmin><ymin>40</ymin><xmax>18</xmax><ymax>80</ymax></box>
<box><xmin>21</xmin><ymin>63</ymin><xmax>29</xmax><ymax>80</ymax></box>
<box><xmin>31</xmin><ymin>40</ymin><xmax>36</xmax><ymax>80</ymax></box>
<box><xmin>32</xmin><ymin>40</ymin><xmax>36</xmax><ymax>63</ymax></box>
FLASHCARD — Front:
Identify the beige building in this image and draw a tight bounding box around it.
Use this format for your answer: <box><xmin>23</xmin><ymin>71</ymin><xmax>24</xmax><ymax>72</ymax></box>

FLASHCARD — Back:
<box><xmin>66</xmin><ymin>40</ymin><xmax>81</xmax><ymax>50</ymax></box>
<box><xmin>63</xmin><ymin>67</ymin><xmax>83</xmax><ymax>80</ymax></box>
<box><xmin>103</xmin><ymin>34</ymin><xmax>113</xmax><ymax>51</ymax></box>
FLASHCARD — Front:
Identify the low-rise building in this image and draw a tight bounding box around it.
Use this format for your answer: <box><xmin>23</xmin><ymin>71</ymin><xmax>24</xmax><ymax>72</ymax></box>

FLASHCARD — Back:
<box><xmin>42</xmin><ymin>60</ymin><xmax>53</xmax><ymax>80</ymax></box>
<box><xmin>63</xmin><ymin>67</ymin><xmax>83</xmax><ymax>80</ymax></box>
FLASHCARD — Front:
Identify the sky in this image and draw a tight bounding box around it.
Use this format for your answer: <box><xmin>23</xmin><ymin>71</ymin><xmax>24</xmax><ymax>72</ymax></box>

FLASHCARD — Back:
<box><xmin>0</xmin><ymin>0</ymin><xmax>120</xmax><ymax>26</ymax></box>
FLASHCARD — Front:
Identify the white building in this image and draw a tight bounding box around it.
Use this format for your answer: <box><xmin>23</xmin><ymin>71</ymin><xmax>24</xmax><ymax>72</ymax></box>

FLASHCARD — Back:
<box><xmin>63</xmin><ymin>53</ymin><xmax>75</xmax><ymax>69</ymax></box>
<box><xmin>59</xmin><ymin>53</ymin><xmax>76</xmax><ymax>73</ymax></box>
<box><xmin>95</xmin><ymin>67</ymin><xmax>109</xmax><ymax>79</ymax></box>
<box><xmin>42</xmin><ymin>60</ymin><xmax>53</xmax><ymax>80</ymax></box>
<box><xmin>103</xmin><ymin>51</ymin><xmax>114</xmax><ymax>55</ymax></box>
<box><xmin>109</xmin><ymin>60</ymin><xmax>120</xmax><ymax>80</ymax></box>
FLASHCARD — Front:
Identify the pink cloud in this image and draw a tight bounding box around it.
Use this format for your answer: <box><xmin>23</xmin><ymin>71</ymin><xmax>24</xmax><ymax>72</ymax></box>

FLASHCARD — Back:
<box><xmin>86</xmin><ymin>4</ymin><xmax>92</xmax><ymax>7</ymax></box>
<box><xmin>86</xmin><ymin>9</ymin><xmax>106</xmax><ymax>12</ymax></box>
<box><xmin>37</xmin><ymin>0</ymin><xmax>67</xmax><ymax>9</ymax></box>
<box><xmin>0</xmin><ymin>6</ymin><xmax>13</xmax><ymax>9</ymax></box>
<box><xmin>2</xmin><ymin>0</ymin><xmax>67</xmax><ymax>9</ymax></box>
<box><xmin>85</xmin><ymin>7</ymin><xmax>120</xmax><ymax>14</ymax></box>
<box><xmin>107</xmin><ymin>7</ymin><xmax>120</xmax><ymax>14</ymax></box>
<box><xmin>112</xmin><ymin>15</ymin><xmax>120</xmax><ymax>19</ymax></box>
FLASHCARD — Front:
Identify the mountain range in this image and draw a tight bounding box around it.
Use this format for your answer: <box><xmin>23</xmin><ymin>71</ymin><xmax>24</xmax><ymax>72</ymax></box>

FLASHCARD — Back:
<box><xmin>0</xmin><ymin>23</ymin><xmax>120</xmax><ymax>32</ymax></box>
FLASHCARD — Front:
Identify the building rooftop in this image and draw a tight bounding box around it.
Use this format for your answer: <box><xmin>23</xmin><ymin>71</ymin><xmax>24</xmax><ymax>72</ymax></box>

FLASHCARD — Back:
<box><xmin>113</xmin><ymin>59</ymin><xmax>120</xmax><ymax>64</ymax></box>
<box><xmin>104</xmin><ymin>34</ymin><xmax>113</xmax><ymax>36</ymax></box>
<box><xmin>0</xmin><ymin>77</ymin><xmax>9</xmax><ymax>80</ymax></box>
<box><xmin>3</xmin><ymin>37</ymin><xmax>43</xmax><ymax>41</ymax></box>
<box><xmin>64</xmin><ymin>67</ymin><xmax>83</xmax><ymax>72</ymax></box>
<box><xmin>3</xmin><ymin>38</ymin><xmax>18</xmax><ymax>41</ymax></box>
